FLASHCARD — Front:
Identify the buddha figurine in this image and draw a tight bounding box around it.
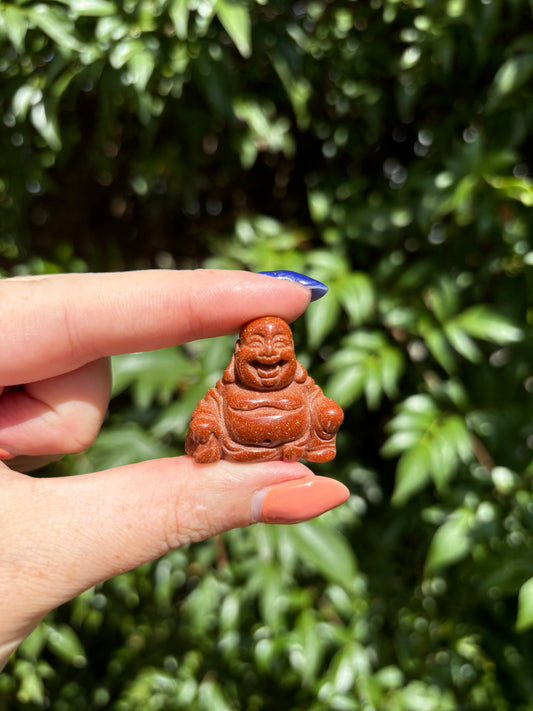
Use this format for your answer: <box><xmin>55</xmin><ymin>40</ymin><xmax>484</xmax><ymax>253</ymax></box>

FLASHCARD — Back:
<box><xmin>185</xmin><ymin>316</ymin><xmax>343</xmax><ymax>463</ymax></box>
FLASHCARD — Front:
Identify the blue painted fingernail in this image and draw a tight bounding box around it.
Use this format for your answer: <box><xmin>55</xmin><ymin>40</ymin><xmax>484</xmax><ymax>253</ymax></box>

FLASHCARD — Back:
<box><xmin>258</xmin><ymin>270</ymin><xmax>328</xmax><ymax>302</ymax></box>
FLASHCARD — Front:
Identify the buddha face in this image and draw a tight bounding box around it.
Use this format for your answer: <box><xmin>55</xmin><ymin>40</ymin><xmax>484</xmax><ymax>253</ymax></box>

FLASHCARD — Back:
<box><xmin>235</xmin><ymin>317</ymin><xmax>297</xmax><ymax>390</ymax></box>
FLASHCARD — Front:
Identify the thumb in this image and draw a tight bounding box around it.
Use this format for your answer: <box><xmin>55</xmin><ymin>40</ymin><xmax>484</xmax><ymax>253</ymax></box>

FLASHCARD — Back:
<box><xmin>0</xmin><ymin>458</ymin><xmax>348</xmax><ymax>662</ymax></box>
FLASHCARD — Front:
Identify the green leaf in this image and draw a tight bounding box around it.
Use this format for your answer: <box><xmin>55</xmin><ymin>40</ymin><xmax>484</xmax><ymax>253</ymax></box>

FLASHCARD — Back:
<box><xmin>112</xmin><ymin>348</ymin><xmax>198</xmax><ymax>408</ymax></box>
<box><xmin>51</xmin><ymin>66</ymin><xmax>83</xmax><ymax>101</ymax></box>
<box><xmin>380</xmin><ymin>429</ymin><xmax>421</xmax><ymax>457</ymax></box>
<box><xmin>169</xmin><ymin>0</ymin><xmax>190</xmax><ymax>39</ymax></box>
<box><xmin>374</xmin><ymin>665</ymin><xmax>404</xmax><ymax>691</ymax></box>
<box><xmin>13</xmin><ymin>661</ymin><xmax>46</xmax><ymax>705</ymax></box>
<box><xmin>95</xmin><ymin>14</ymin><xmax>127</xmax><ymax>41</ymax></box>
<box><xmin>425</xmin><ymin>278</ymin><xmax>459</xmax><ymax>322</ymax></box>
<box><xmin>28</xmin><ymin>5</ymin><xmax>83</xmax><ymax>52</ymax></box>
<box><xmin>83</xmin><ymin>423</ymin><xmax>174</xmax><ymax>470</ymax></box>
<box><xmin>308</xmin><ymin>190</ymin><xmax>331</xmax><ymax>223</ymax></box>
<box><xmin>444</xmin><ymin>322</ymin><xmax>482</xmax><ymax>362</ymax></box>
<box><xmin>30</xmin><ymin>101</ymin><xmax>62</xmax><ymax>151</ymax></box>
<box><xmin>233</xmin><ymin>98</ymin><xmax>295</xmax><ymax>165</ymax></box>
<box><xmin>487</xmin><ymin>54</ymin><xmax>533</xmax><ymax>110</ymax></box>
<box><xmin>12</xmin><ymin>85</ymin><xmax>42</xmax><ymax>121</ymax></box>
<box><xmin>391</xmin><ymin>441</ymin><xmax>432</xmax><ymax>506</ymax></box>
<box><xmin>305</xmin><ymin>249</ymin><xmax>349</xmax><ymax>277</ymax></box>
<box><xmin>326</xmin><ymin>642</ymin><xmax>369</xmax><ymax>697</ymax></box>
<box><xmin>306</xmin><ymin>291</ymin><xmax>341</xmax><ymax>348</ymax></box>
<box><xmin>442</xmin><ymin>414</ymin><xmax>472</xmax><ymax>464</ymax></box>
<box><xmin>385</xmin><ymin>395</ymin><xmax>439</xmax><ymax>435</ymax></box>
<box><xmin>215</xmin><ymin>0</ymin><xmax>251</xmax><ymax>58</ymax></box>
<box><xmin>1</xmin><ymin>5</ymin><xmax>28</xmax><ymax>51</ymax></box>
<box><xmin>425</xmin><ymin>510</ymin><xmax>473</xmax><ymax>575</ymax></box>
<box><xmin>199</xmin><ymin>334</ymin><xmax>235</xmax><ymax>376</ymax></box>
<box><xmin>399</xmin><ymin>393</ymin><xmax>438</xmax><ymax>415</ymax></box>
<box><xmin>291</xmin><ymin>609</ymin><xmax>327</xmax><ymax>685</ymax></box>
<box><xmin>516</xmin><ymin>576</ymin><xmax>533</xmax><ymax>632</ymax></box>
<box><xmin>325</xmin><ymin>366</ymin><xmax>365</xmax><ymax>408</ymax></box>
<box><xmin>288</xmin><ymin>518</ymin><xmax>357</xmax><ymax>588</ymax></box>
<box><xmin>427</xmin><ymin>378</ymin><xmax>469</xmax><ymax>410</ymax></box>
<box><xmin>423</xmin><ymin>327</ymin><xmax>456</xmax><ymax>373</ymax></box>
<box><xmin>152</xmin><ymin>381</ymin><xmax>212</xmax><ymax>438</ymax></box>
<box><xmin>270</xmin><ymin>50</ymin><xmax>311</xmax><ymax>129</ymax></box>
<box><xmin>17</xmin><ymin>625</ymin><xmax>47</xmax><ymax>663</ymax></box>
<box><xmin>386</xmin><ymin>392</ymin><xmax>471</xmax><ymax>504</ymax></box>
<box><xmin>337</xmin><ymin>272</ymin><xmax>375</xmax><ymax>326</ymax></box>
<box><xmin>69</xmin><ymin>0</ymin><xmax>116</xmax><ymax>16</ymax></box>
<box><xmin>380</xmin><ymin>346</ymin><xmax>404</xmax><ymax>399</ymax></box>
<box><xmin>449</xmin><ymin>174</ymin><xmax>477</xmax><ymax>214</ymax></box>
<box><xmin>485</xmin><ymin>174</ymin><xmax>533</xmax><ymax>206</ymax></box>
<box><xmin>454</xmin><ymin>305</ymin><xmax>523</xmax><ymax>344</ymax></box>
<box><xmin>396</xmin><ymin>681</ymin><xmax>456</xmax><ymax>710</ymax></box>
<box><xmin>198</xmin><ymin>679</ymin><xmax>234</xmax><ymax>711</ymax></box>
<box><xmin>325</xmin><ymin>331</ymin><xmax>404</xmax><ymax>409</ymax></box>
<box><xmin>45</xmin><ymin>624</ymin><xmax>86</xmax><ymax>667</ymax></box>
<box><xmin>363</xmin><ymin>359</ymin><xmax>382</xmax><ymax>410</ymax></box>
<box><xmin>110</xmin><ymin>39</ymin><xmax>143</xmax><ymax>69</ymax></box>
<box><xmin>428</xmin><ymin>430</ymin><xmax>461</xmax><ymax>491</ymax></box>
<box><xmin>255</xmin><ymin>561</ymin><xmax>288</xmax><ymax>629</ymax></box>
<box><xmin>128</xmin><ymin>49</ymin><xmax>155</xmax><ymax>91</ymax></box>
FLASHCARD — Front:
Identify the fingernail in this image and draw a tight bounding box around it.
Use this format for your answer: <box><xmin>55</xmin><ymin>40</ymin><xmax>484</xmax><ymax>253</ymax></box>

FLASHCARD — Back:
<box><xmin>258</xmin><ymin>270</ymin><xmax>328</xmax><ymax>302</ymax></box>
<box><xmin>255</xmin><ymin>475</ymin><xmax>349</xmax><ymax>524</ymax></box>
<box><xmin>0</xmin><ymin>449</ymin><xmax>13</xmax><ymax>460</ymax></box>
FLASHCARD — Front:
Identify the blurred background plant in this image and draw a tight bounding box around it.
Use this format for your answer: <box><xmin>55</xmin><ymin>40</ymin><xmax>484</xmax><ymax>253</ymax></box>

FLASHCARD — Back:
<box><xmin>1</xmin><ymin>0</ymin><xmax>533</xmax><ymax>708</ymax></box>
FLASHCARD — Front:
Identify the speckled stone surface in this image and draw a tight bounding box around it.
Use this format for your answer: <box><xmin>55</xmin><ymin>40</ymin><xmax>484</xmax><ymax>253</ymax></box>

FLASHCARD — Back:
<box><xmin>185</xmin><ymin>316</ymin><xmax>343</xmax><ymax>463</ymax></box>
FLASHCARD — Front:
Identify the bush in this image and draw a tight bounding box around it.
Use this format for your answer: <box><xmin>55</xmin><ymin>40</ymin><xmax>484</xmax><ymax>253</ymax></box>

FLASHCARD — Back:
<box><xmin>1</xmin><ymin>0</ymin><xmax>533</xmax><ymax>708</ymax></box>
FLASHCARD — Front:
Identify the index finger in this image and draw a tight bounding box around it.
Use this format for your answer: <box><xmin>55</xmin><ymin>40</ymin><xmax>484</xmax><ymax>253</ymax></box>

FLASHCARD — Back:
<box><xmin>0</xmin><ymin>269</ymin><xmax>311</xmax><ymax>386</ymax></box>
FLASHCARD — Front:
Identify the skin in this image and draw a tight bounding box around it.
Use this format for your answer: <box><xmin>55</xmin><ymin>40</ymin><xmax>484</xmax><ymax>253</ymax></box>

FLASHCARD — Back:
<box><xmin>0</xmin><ymin>269</ymin><xmax>321</xmax><ymax>668</ymax></box>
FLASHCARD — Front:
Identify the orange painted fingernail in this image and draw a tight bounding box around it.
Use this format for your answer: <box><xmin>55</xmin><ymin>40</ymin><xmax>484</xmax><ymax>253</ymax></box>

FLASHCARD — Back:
<box><xmin>0</xmin><ymin>449</ymin><xmax>13</xmax><ymax>460</ymax></box>
<box><xmin>259</xmin><ymin>475</ymin><xmax>349</xmax><ymax>524</ymax></box>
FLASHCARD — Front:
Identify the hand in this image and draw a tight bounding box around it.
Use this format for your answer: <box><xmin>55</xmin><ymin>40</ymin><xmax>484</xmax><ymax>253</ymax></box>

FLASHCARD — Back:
<box><xmin>188</xmin><ymin>413</ymin><xmax>220</xmax><ymax>444</ymax></box>
<box><xmin>0</xmin><ymin>270</ymin><xmax>349</xmax><ymax>669</ymax></box>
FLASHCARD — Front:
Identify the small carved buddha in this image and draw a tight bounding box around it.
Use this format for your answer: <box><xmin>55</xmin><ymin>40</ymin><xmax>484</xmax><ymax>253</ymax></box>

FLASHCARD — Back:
<box><xmin>185</xmin><ymin>316</ymin><xmax>343</xmax><ymax>463</ymax></box>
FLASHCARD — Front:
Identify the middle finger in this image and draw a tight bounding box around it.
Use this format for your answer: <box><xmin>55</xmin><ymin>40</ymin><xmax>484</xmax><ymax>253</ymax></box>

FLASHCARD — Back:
<box><xmin>0</xmin><ymin>358</ymin><xmax>111</xmax><ymax>464</ymax></box>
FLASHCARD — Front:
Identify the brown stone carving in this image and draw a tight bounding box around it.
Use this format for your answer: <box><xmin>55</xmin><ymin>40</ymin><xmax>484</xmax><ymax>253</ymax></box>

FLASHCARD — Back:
<box><xmin>185</xmin><ymin>316</ymin><xmax>343</xmax><ymax>463</ymax></box>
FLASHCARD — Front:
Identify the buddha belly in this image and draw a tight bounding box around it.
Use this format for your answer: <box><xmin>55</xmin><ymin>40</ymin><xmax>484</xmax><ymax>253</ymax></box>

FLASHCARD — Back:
<box><xmin>225</xmin><ymin>406</ymin><xmax>310</xmax><ymax>447</ymax></box>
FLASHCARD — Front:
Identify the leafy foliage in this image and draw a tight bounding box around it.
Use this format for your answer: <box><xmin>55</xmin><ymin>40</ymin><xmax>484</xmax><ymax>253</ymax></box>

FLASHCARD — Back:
<box><xmin>1</xmin><ymin>0</ymin><xmax>533</xmax><ymax>709</ymax></box>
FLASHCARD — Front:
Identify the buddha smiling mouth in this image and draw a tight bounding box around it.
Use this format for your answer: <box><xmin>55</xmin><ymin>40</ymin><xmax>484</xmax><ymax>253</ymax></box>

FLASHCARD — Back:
<box><xmin>252</xmin><ymin>359</ymin><xmax>285</xmax><ymax>378</ymax></box>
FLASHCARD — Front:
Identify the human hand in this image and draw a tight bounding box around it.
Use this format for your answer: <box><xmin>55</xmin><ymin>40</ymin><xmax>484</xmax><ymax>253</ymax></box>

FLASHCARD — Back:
<box><xmin>0</xmin><ymin>270</ymin><xmax>349</xmax><ymax>669</ymax></box>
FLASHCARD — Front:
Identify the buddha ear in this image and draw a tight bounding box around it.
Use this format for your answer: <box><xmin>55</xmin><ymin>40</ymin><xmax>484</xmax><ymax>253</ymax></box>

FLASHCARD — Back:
<box><xmin>295</xmin><ymin>361</ymin><xmax>308</xmax><ymax>383</ymax></box>
<box><xmin>222</xmin><ymin>352</ymin><xmax>237</xmax><ymax>384</ymax></box>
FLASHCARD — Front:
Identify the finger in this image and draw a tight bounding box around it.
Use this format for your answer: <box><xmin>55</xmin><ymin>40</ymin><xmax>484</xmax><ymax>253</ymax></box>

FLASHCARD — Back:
<box><xmin>0</xmin><ymin>270</ymin><xmax>311</xmax><ymax>386</ymax></box>
<box><xmin>0</xmin><ymin>358</ymin><xmax>111</xmax><ymax>462</ymax></box>
<box><xmin>0</xmin><ymin>458</ymin><xmax>349</xmax><ymax>660</ymax></box>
